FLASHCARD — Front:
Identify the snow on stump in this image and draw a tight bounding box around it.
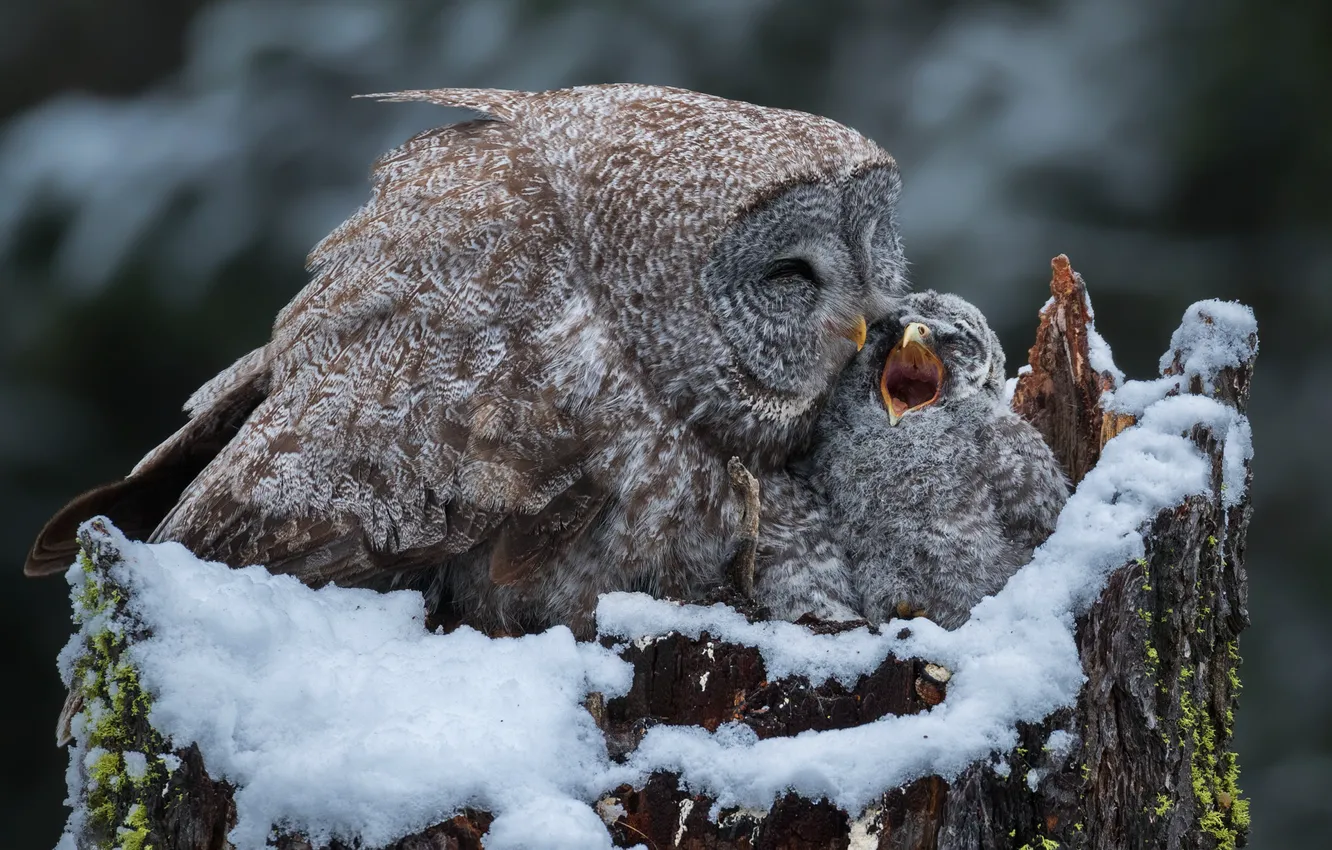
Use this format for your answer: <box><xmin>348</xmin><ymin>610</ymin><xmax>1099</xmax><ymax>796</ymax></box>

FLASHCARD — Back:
<box><xmin>52</xmin><ymin>256</ymin><xmax>1256</xmax><ymax>850</ymax></box>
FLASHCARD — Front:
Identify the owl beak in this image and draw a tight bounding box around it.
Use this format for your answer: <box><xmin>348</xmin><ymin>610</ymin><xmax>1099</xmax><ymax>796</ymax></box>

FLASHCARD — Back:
<box><xmin>839</xmin><ymin>315</ymin><xmax>868</xmax><ymax>351</ymax></box>
<box><xmin>880</xmin><ymin>322</ymin><xmax>945</xmax><ymax>425</ymax></box>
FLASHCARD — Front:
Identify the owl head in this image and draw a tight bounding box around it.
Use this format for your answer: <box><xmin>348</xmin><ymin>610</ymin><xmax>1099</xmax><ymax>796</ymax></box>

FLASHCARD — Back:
<box><xmin>840</xmin><ymin>290</ymin><xmax>1007</xmax><ymax>428</ymax></box>
<box><xmin>700</xmin><ymin>166</ymin><xmax>908</xmax><ymax>436</ymax></box>
<box><xmin>371</xmin><ymin>85</ymin><xmax>909</xmax><ymax>467</ymax></box>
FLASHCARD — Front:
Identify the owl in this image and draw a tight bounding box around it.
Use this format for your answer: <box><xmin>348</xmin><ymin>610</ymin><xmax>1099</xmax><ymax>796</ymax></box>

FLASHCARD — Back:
<box><xmin>26</xmin><ymin>84</ymin><xmax>908</xmax><ymax>637</ymax></box>
<box><xmin>804</xmin><ymin>291</ymin><xmax>1069</xmax><ymax>629</ymax></box>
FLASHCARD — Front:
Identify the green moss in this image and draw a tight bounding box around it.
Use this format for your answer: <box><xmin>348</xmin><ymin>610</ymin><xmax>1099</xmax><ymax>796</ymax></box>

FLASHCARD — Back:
<box><xmin>86</xmin><ymin>749</ymin><xmax>121</xmax><ymax>828</ymax></box>
<box><xmin>1016</xmin><ymin>839</ymin><xmax>1060</xmax><ymax>850</ymax></box>
<box><xmin>117</xmin><ymin>804</ymin><xmax>152</xmax><ymax>850</ymax></box>
<box><xmin>1145</xmin><ymin>639</ymin><xmax>1166</xmax><ymax>693</ymax></box>
<box><xmin>1152</xmin><ymin>794</ymin><xmax>1172</xmax><ymax>816</ymax></box>
<box><xmin>67</xmin><ymin>539</ymin><xmax>169</xmax><ymax>850</ymax></box>
<box><xmin>1180</xmin><ymin>688</ymin><xmax>1248</xmax><ymax>850</ymax></box>
<box><xmin>74</xmin><ymin>551</ymin><xmax>138</xmax><ymax>838</ymax></box>
<box><xmin>1232</xmin><ymin>796</ymin><xmax>1251</xmax><ymax>831</ymax></box>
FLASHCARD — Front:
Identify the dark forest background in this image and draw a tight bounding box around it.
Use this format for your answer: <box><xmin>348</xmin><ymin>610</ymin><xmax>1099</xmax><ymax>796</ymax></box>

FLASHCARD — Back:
<box><xmin>2</xmin><ymin>1</ymin><xmax>1327</xmax><ymax>847</ymax></box>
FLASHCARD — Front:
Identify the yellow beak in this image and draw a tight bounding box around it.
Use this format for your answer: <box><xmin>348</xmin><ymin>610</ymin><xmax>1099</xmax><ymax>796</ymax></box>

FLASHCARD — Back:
<box><xmin>842</xmin><ymin>315</ymin><xmax>868</xmax><ymax>351</ymax></box>
<box><xmin>901</xmin><ymin>321</ymin><xmax>929</xmax><ymax>349</ymax></box>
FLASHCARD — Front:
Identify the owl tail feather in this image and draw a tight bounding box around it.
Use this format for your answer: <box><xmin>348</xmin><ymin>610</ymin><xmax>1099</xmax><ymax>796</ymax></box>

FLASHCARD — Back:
<box><xmin>24</xmin><ymin>476</ymin><xmax>180</xmax><ymax>576</ymax></box>
<box><xmin>24</xmin><ymin>372</ymin><xmax>266</xmax><ymax>577</ymax></box>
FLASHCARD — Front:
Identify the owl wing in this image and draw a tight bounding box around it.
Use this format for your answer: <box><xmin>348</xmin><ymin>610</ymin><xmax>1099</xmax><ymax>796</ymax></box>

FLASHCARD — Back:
<box><xmin>982</xmin><ymin>411</ymin><xmax>1071</xmax><ymax>552</ymax></box>
<box><xmin>31</xmin><ymin>115</ymin><xmax>605</xmax><ymax>587</ymax></box>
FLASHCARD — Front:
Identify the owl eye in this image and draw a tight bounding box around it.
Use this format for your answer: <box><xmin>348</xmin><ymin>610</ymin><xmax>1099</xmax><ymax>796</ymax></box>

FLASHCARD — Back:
<box><xmin>763</xmin><ymin>257</ymin><xmax>819</xmax><ymax>285</ymax></box>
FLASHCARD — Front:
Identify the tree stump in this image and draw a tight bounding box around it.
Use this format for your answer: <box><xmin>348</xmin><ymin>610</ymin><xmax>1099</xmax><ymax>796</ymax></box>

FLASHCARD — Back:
<box><xmin>53</xmin><ymin>256</ymin><xmax>1254</xmax><ymax>850</ymax></box>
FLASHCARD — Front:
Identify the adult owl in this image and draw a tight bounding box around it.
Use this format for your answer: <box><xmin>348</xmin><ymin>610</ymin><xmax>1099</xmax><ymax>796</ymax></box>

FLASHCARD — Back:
<box><xmin>26</xmin><ymin>84</ymin><xmax>907</xmax><ymax>636</ymax></box>
<box><xmin>805</xmin><ymin>291</ymin><xmax>1069</xmax><ymax>629</ymax></box>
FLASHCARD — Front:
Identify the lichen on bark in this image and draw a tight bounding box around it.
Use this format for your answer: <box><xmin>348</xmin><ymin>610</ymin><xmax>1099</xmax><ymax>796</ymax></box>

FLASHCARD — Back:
<box><xmin>61</xmin><ymin>520</ymin><xmax>233</xmax><ymax>850</ymax></box>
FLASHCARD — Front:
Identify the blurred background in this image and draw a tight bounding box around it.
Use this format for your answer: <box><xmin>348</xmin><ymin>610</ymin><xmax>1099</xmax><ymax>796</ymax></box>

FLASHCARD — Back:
<box><xmin>1</xmin><ymin>0</ymin><xmax>1325</xmax><ymax>846</ymax></box>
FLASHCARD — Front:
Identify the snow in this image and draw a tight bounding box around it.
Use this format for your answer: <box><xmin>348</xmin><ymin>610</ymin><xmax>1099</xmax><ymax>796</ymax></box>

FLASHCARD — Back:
<box><xmin>847</xmin><ymin>807</ymin><xmax>881</xmax><ymax>849</ymax></box>
<box><xmin>1044</xmin><ymin>729</ymin><xmax>1075</xmax><ymax>760</ymax></box>
<box><xmin>1102</xmin><ymin>376</ymin><xmax>1177</xmax><ymax>415</ymax></box>
<box><xmin>1026</xmin><ymin>768</ymin><xmax>1045</xmax><ymax>791</ymax></box>
<box><xmin>598</xmin><ymin>598</ymin><xmax>898</xmax><ymax>687</ymax></box>
<box><xmin>1158</xmin><ymin>300</ymin><xmax>1259</xmax><ymax>383</ymax></box>
<box><xmin>484</xmin><ymin>797</ymin><xmax>629</xmax><ymax>850</ymax></box>
<box><xmin>69</xmin><ymin>527</ymin><xmax>632</xmax><ymax>850</ymax></box>
<box><xmin>1222</xmin><ymin>416</ymin><xmax>1253</xmax><ymax>509</ymax></box>
<box><xmin>1087</xmin><ymin>326</ymin><xmax>1124</xmax><ymax>384</ymax></box>
<box><xmin>1073</xmin><ymin>278</ymin><xmax>1127</xmax><ymax>385</ymax></box>
<box><xmin>1103</xmin><ymin>300</ymin><xmax>1256</xmax><ymax>509</ymax></box>
<box><xmin>122</xmin><ymin>751</ymin><xmax>148</xmax><ymax>782</ymax></box>
<box><xmin>57</xmin><ymin>300</ymin><xmax>1255</xmax><ymax>849</ymax></box>
<box><xmin>1105</xmin><ymin>300</ymin><xmax>1258</xmax><ymax>417</ymax></box>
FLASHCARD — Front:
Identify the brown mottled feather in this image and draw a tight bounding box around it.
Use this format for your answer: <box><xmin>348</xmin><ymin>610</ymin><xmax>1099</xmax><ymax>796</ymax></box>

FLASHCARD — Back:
<box><xmin>141</xmin><ymin>114</ymin><xmax>570</xmax><ymax>584</ymax></box>
<box><xmin>489</xmin><ymin>474</ymin><xmax>608</xmax><ymax>586</ymax></box>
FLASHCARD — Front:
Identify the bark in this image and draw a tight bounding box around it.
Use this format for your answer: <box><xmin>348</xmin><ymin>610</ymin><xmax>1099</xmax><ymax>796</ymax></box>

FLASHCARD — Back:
<box><xmin>59</xmin><ymin>256</ymin><xmax>1254</xmax><ymax>850</ymax></box>
<box><xmin>1010</xmin><ymin>254</ymin><xmax>1135</xmax><ymax>486</ymax></box>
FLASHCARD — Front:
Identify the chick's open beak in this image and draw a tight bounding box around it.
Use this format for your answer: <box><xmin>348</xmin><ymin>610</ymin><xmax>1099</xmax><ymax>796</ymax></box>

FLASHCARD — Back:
<box><xmin>880</xmin><ymin>322</ymin><xmax>945</xmax><ymax>425</ymax></box>
<box><xmin>841</xmin><ymin>315</ymin><xmax>868</xmax><ymax>351</ymax></box>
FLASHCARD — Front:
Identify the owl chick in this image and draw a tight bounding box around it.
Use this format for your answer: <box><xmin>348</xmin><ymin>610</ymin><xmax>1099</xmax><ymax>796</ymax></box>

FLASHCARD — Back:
<box><xmin>27</xmin><ymin>84</ymin><xmax>908</xmax><ymax>636</ymax></box>
<box><xmin>806</xmin><ymin>291</ymin><xmax>1069</xmax><ymax>629</ymax></box>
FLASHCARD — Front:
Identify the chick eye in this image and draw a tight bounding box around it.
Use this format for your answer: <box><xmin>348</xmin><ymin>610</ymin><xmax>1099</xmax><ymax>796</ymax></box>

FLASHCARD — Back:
<box><xmin>763</xmin><ymin>257</ymin><xmax>819</xmax><ymax>285</ymax></box>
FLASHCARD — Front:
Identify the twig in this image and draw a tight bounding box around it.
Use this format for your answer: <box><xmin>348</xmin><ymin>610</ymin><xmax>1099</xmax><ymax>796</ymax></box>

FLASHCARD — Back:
<box><xmin>725</xmin><ymin>457</ymin><xmax>760</xmax><ymax>598</ymax></box>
